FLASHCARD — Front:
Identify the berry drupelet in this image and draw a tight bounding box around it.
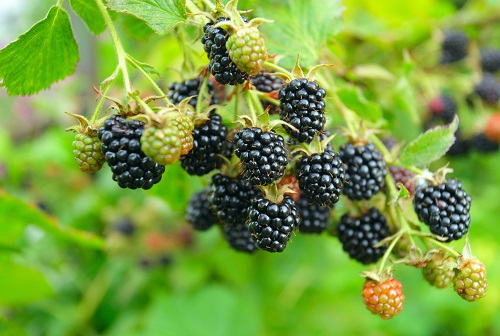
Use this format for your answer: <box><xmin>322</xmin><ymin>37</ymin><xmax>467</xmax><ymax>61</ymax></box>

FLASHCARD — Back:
<box><xmin>296</xmin><ymin>196</ymin><xmax>332</xmax><ymax>234</ymax></box>
<box><xmin>222</xmin><ymin>223</ymin><xmax>257</xmax><ymax>253</ymax></box>
<box><xmin>454</xmin><ymin>256</ymin><xmax>488</xmax><ymax>302</ymax></box>
<box><xmin>167</xmin><ymin>77</ymin><xmax>219</xmax><ymax>108</ymax></box>
<box><xmin>251</xmin><ymin>72</ymin><xmax>284</xmax><ymax>114</ymax></box>
<box><xmin>186</xmin><ymin>188</ymin><xmax>218</xmax><ymax>231</ymax></box>
<box><xmin>362</xmin><ymin>277</ymin><xmax>405</xmax><ymax>320</ymax></box>
<box><xmin>98</xmin><ymin>115</ymin><xmax>165</xmax><ymax>189</ymax></box>
<box><xmin>480</xmin><ymin>49</ymin><xmax>500</xmax><ymax>73</ymax></box>
<box><xmin>72</xmin><ymin>133</ymin><xmax>105</xmax><ymax>173</ymax></box>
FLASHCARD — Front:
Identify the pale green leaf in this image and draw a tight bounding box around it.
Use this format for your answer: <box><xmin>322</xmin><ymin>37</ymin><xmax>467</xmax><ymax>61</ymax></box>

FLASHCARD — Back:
<box><xmin>0</xmin><ymin>6</ymin><xmax>79</xmax><ymax>96</ymax></box>
<box><xmin>399</xmin><ymin>117</ymin><xmax>458</xmax><ymax>167</ymax></box>
<box><xmin>336</xmin><ymin>86</ymin><xmax>383</xmax><ymax>122</ymax></box>
<box><xmin>106</xmin><ymin>0</ymin><xmax>187</xmax><ymax>35</ymax></box>
<box><xmin>70</xmin><ymin>0</ymin><xmax>106</xmax><ymax>34</ymax></box>
<box><xmin>127</xmin><ymin>55</ymin><xmax>160</xmax><ymax>77</ymax></box>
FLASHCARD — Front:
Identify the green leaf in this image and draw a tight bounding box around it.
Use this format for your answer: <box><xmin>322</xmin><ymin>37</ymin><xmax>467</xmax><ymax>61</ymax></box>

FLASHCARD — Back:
<box><xmin>127</xmin><ymin>55</ymin><xmax>160</xmax><ymax>77</ymax></box>
<box><xmin>350</xmin><ymin>64</ymin><xmax>395</xmax><ymax>82</ymax></box>
<box><xmin>399</xmin><ymin>117</ymin><xmax>458</xmax><ymax>168</ymax></box>
<box><xmin>106</xmin><ymin>0</ymin><xmax>187</xmax><ymax>35</ymax></box>
<box><xmin>0</xmin><ymin>317</ymin><xmax>29</xmax><ymax>336</ymax></box>
<box><xmin>0</xmin><ymin>191</ymin><xmax>105</xmax><ymax>250</ymax></box>
<box><xmin>336</xmin><ymin>86</ymin><xmax>383</xmax><ymax>122</ymax></box>
<box><xmin>258</xmin><ymin>0</ymin><xmax>343</xmax><ymax>68</ymax></box>
<box><xmin>70</xmin><ymin>0</ymin><xmax>106</xmax><ymax>34</ymax></box>
<box><xmin>0</xmin><ymin>6</ymin><xmax>79</xmax><ymax>96</ymax></box>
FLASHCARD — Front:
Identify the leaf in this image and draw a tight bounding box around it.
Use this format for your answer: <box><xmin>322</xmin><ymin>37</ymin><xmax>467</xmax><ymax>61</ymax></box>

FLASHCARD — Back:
<box><xmin>257</xmin><ymin>0</ymin><xmax>343</xmax><ymax>68</ymax></box>
<box><xmin>121</xmin><ymin>13</ymin><xmax>154</xmax><ymax>42</ymax></box>
<box><xmin>106</xmin><ymin>0</ymin><xmax>187</xmax><ymax>35</ymax></box>
<box><xmin>0</xmin><ymin>318</ymin><xmax>29</xmax><ymax>336</ymax></box>
<box><xmin>0</xmin><ymin>191</ymin><xmax>105</xmax><ymax>250</ymax></box>
<box><xmin>127</xmin><ymin>55</ymin><xmax>160</xmax><ymax>77</ymax></box>
<box><xmin>336</xmin><ymin>86</ymin><xmax>383</xmax><ymax>122</ymax></box>
<box><xmin>399</xmin><ymin>117</ymin><xmax>458</xmax><ymax>167</ymax></box>
<box><xmin>0</xmin><ymin>6</ymin><xmax>79</xmax><ymax>96</ymax></box>
<box><xmin>350</xmin><ymin>64</ymin><xmax>395</xmax><ymax>81</ymax></box>
<box><xmin>70</xmin><ymin>0</ymin><xmax>106</xmax><ymax>34</ymax></box>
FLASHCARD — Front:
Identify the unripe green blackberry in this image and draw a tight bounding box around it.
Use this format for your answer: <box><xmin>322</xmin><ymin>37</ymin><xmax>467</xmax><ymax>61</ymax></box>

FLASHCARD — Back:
<box><xmin>72</xmin><ymin>133</ymin><xmax>105</xmax><ymax>173</ymax></box>
<box><xmin>454</xmin><ymin>257</ymin><xmax>488</xmax><ymax>302</ymax></box>
<box><xmin>227</xmin><ymin>27</ymin><xmax>267</xmax><ymax>75</ymax></box>
<box><xmin>141</xmin><ymin>124</ymin><xmax>182</xmax><ymax>166</ymax></box>
<box><xmin>422</xmin><ymin>256</ymin><xmax>455</xmax><ymax>289</ymax></box>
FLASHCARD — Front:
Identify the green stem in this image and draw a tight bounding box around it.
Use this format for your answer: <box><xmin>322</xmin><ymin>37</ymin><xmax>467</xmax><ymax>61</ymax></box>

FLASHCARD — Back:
<box><xmin>244</xmin><ymin>90</ymin><xmax>258</xmax><ymax>123</ymax></box>
<box><xmin>57</xmin><ymin>0</ymin><xmax>64</xmax><ymax>7</ymax></box>
<box><xmin>132</xmin><ymin>96</ymin><xmax>161</xmax><ymax>124</ymax></box>
<box><xmin>330</xmin><ymin>93</ymin><xmax>358</xmax><ymax>136</ymax></box>
<box><xmin>125</xmin><ymin>55</ymin><xmax>170</xmax><ymax>104</ymax></box>
<box><xmin>378</xmin><ymin>230</ymin><xmax>403</xmax><ymax>274</ymax></box>
<box><xmin>256</xmin><ymin>92</ymin><xmax>280</xmax><ymax>106</ymax></box>
<box><xmin>263</xmin><ymin>61</ymin><xmax>293</xmax><ymax>79</ymax></box>
<box><xmin>201</xmin><ymin>0</ymin><xmax>216</xmax><ymax>10</ymax></box>
<box><xmin>196</xmin><ymin>75</ymin><xmax>210</xmax><ymax>115</ymax></box>
<box><xmin>95</xmin><ymin>0</ymin><xmax>132</xmax><ymax>94</ymax></box>
<box><xmin>370</xmin><ymin>133</ymin><xmax>394</xmax><ymax>164</ymax></box>
<box><xmin>249</xmin><ymin>89</ymin><xmax>264</xmax><ymax>116</ymax></box>
<box><xmin>90</xmin><ymin>81</ymin><xmax>114</xmax><ymax>124</ymax></box>
<box><xmin>424</xmin><ymin>237</ymin><xmax>460</xmax><ymax>257</ymax></box>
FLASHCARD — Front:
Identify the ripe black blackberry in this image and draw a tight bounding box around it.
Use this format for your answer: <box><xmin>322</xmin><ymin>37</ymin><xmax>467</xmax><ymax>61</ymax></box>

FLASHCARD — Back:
<box><xmin>447</xmin><ymin>130</ymin><xmax>470</xmax><ymax>156</ymax></box>
<box><xmin>98</xmin><ymin>115</ymin><xmax>165</xmax><ymax>189</ymax></box>
<box><xmin>222</xmin><ymin>223</ymin><xmax>257</xmax><ymax>253</ymax></box>
<box><xmin>480</xmin><ymin>49</ymin><xmax>500</xmax><ymax>73</ymax></box>
<box><xmin>278</xmin><ymin>78</ymin><xmax>326</xmax><ymax>143</ymax></box>
<box><xmin>296</xmin><ymin>197</ymin><xmax>332</xmax><ymax>234</ymax></box>
<box><xmin>201</xmin><ymin>17</ymin><xmax>249</xmax><ymax>85</ymax></box>
<box><xmin>181</xmin><ymin>112</ymin><xmax>229</xmax><ymax>175</ymax></box>
<box><xmin>336</xmin><ymin>208</ymin><xmax>390</xmax><ymax>264</ymax></box>
<box><xmin>186</xmin><ymin>188</ymin><xmax>218</xmax><ymax>231</ymax></box>
<box><xmin>413</xmin><ymin>179</ymin><xmax>471</xmax><ymax>241</ymax></box>
<box><xmin>474</xmin><ymin>75</ymin><xmax>500</xmax><ymax>104</ymax></box>
<box><xmin>248</xmin><ymin>195</ymin><xmax>298</xmax><ymax>252</ymax></box>
<box><xmin>210</xmin><ymin>173</ymin><xmax>260</xmax><ymax>226</ymax></box>
<box><xmin>251</xmin><ymin>72</ymin><xmax>284</xmax><ymax>114</ymax></box>
<box><xmin>339</xmin><ymin>142</ymin><xmax>387</xmax><ymax>201</ymax></box>
<box><xmin>428</xmin><ymin>94</ymin><xmax>457</xmax><ymax>124</ymax></box>
<box><xmin>233</xmin><ymin>127</ymin><xmax>288</xmax><ymax>186</ymax></box>
<box><xmin>296</xmin><ymin>151</ymin><xmax>345</xmax><ymax>207</ymax></box>
<box><xmin>440</xmin><ymin>31</ymin><xmax>469</xmax><ymax>64</ymax></box>
<box><xmin>167</xmin><ymin>77</ymin><xmax>219</xmax><ymax>108</ymax></box>
<box><xmin>469</xmin><ymin>133</ymin><xmax>499</xmax><ymax>153</ymax></box>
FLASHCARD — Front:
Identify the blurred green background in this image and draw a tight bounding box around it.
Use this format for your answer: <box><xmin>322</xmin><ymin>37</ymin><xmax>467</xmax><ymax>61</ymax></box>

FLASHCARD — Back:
<box><xmin>1</xmin><ymin>0</ymin><xmax>500</xmax><ymax>335</ymax></box>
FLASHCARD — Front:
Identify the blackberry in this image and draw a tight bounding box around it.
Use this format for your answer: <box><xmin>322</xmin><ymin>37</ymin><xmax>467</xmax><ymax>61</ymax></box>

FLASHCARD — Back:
<box><xmin>454</xmin><ymin>256</ymin><xmax>488</xmax><ymax>302</ymax></box>
<box><xmin>186</xmin><ymin>188</ymin><xmax>218</xmax><ymax>231</ymax></box>
<box><xmin>440</xmin><ymin>31</ymin><xmax>469</xmax><ymax>64</ymax></box>
<box><xmin>362</xmin><ymin>277</ymin><xmax>404</xmax><ymax>320</ymax></box>
<box><xmin>295</xmin><ymin>151</ymin><xmax>345</xmax><ymax>207</ymax></box>
<box><xmin>474</xmin><ymin>75</ymin><xmax>500</xmax><ymax>104</ymax></box>
<box><xmin>248</xmin><ymin>195</ymin><xmax>298</xmax><ymax>252</ymax></box>
<box><xmin>428</xmin><ymin>94</ymin><xmax>457</xmax><ymax>124</ymax></box>
<box><xmin>388</xmin><ymin>166</ymin><xmax>416</xmax><ymax>196</ymax></box>
<box><xmin>113</xmin><ymin>218</ymin><xmax>135</xmax><ymax>236</ymax></box>
<box><xmin>251</xmin><ymin>72</ymin><xmax>284</xmax><ymax>114</ymax></box>
<box><xmin>296</xmin><ymin>196</ymin><xmax>331</xmax><ymax>234</ymax></box>
<box><xmin>339</xmin><ymin>142</ymin><xmax>387</xmax><ymax>201</ymax></box>
<box><xmin>181</xmin><ymin>112</ymin><xmax>229</xmax><ymax>175</ymax></box>
<box><xmin>233</xmin><ymin>127</ymin><xmax>288</xmax><ymax>186</ymax></box>
<box><xmin>469</xmin><ymin>132</ymin><xmax>499</xmax><ymax>153</ymax></box>
<box><xmin>98</xmin><ymin>115</ymin><xmax>165</xmax><ymax>189</ymax></box>
<box><xmin>210</xmin><ymin>173</ymin><xmax>260</xmax><ymax>226</ymax></box>
<box><xmin>336</xmin><ymin>208</ymin><xmax>390</xmax><ymax>264</ymax></box>
<box><xmin>423</xmin><ymin>256</ymin><xmax>455</xmax><ymax>289</ymax></box>
<box><xmin>167</xmin><ymin>77</ymin><xmax>219</xmax><ymax>108</ymax></box>
<box><xmin>72</xmin><ymin>133</ymin><xmax>105</xmax><ymax>173</ymax></box>
<box><xmin>201</xmin><ymin>17</ymin><xmax>249</xmax><ymax>85</ymax></box>
<box><xmin>278</xmin><ymin>78</ymin><xmax>327</xmax><ymax>143</ymax></box>
<box><xmin>447</xmin><ymin>131</ymin><xmax>470</xmax><ymax>156</ymax></box>
<box><xmin>227</xmin><ymin>26</ymin><xmax>267</xmax><ymax>75</ymax></box>
<box><xmin>480</xmin><ymin>49</ymin><xmax>500</xmax><ymax>73</ymax></box>
<box><xmin>413</xmin><ymin>179</ymin><xmax>471</xmax><ymax>241</ymax></box>
<box><xmin>222</xmin><ymin>223</ymin><xmax>257</xmax><ymax>253</ymax></box>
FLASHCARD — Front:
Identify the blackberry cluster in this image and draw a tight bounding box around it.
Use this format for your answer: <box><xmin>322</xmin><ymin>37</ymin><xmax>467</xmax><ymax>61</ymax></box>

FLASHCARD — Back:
<box><xmin>480</xmin><ymin>49</ymin><xmax>500</xmax><ymax>73</ymax></box>
<box><xmin>251</xmin><ymin>72</ymin><xmax>284</xmax><ymax>114</ymax></box>
<box><xmin>413</xmin><ymin>179</ymin><xmax>471</xmax><ymax>241</ymax></box>
<box><xmin>440</xmin><ymin>31</ymin><xmax>469</xmax><ymax>64</ymax></box>
<box><xmin>201</xmin><ymin>17</ymin><xmax>249</xmax><ymax>85</ymax></box>
<box><xmin>296</xmin><ymin>197</ymin><xmax>331</xmax><ymax>234</ymax></box>
<box><xmin>210</xmin><ymin>173</ymin><xmax>260</xmax><ymax>226</ymax></box>
<box><xmin>181</xmin><ymin>112</ymin><xmax>229</xmax><ymax>175</ymax></box>
<box><xmin>222</xmin><ymin>223</ymin><xmax>257</xmax><ymax>253</ymax></box>
<box><xmin>474</xmin><ymin>75</ymin><xmax>500</xmax><ymax>104</ymax></box>
<box><xmin>278</xmin><ymin>78</ymin><xmax>327</xmax><ymax>142</ymax></box>
<box><xmin>233</xmin><ymin>127</ymin><xmax>288</xmax><ymax>186</ymax></box>
<box><xmin>469</xmin><ymin>133</ymin><xmax>499</xmax><ymax>153</ymax></box>
<box><xmin>167</xmin><ymin>77</ymin><xmax>219</xmax><ymax>108</ymax></box>
<box><xmin>339</xmin><ymin>142</ymin><xmax>387</xmax><ymax>201</ymax></box>
<box><xmin>248</xmin><ymin>195</ymin><xmax>298</xmax><ymax>252</ymax></box>
<box><xmin>336</xmin><ymin>208</ymin><xmax>390</xmax><ymax>264</ymax></box>
<box><xmin>428</xmin><ymin>94</ymin><xmax>457</xmax><ymax>124</ymax></box>
<box><xmin>98</xmin><ymin>115</ymin><xmax>165</xmax><ymax>189</ymax></box>
<box><xmin>186</xmin><ymin>188</ymin><xmax>218</xmax><ymax>231</ymax></box>
<box><xmin>295</xmin><ymin>151</ymin><xmax>345</xmax><ymax>207</ymax></box>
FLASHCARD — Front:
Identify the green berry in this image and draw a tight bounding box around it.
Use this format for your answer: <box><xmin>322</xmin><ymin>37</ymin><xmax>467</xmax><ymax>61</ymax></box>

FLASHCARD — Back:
<box><xmin>454</xmin><ymin>257</ymin><xmax>488</xmax><ymax>302</ymax></box>
<box><xmin>422</xmin><ymin>256</ymin><xmax>455</xmax><ymax>289</ymax></box>
<box><xmin>172</xmin><ymin>115</ymin><xmax>194</xmax><ymax>156</ymax></box>
<box><xmin>72</xmin><ymin>133</ymin><xmax>105</xmax><ymax>173</ymax></box>
<box><xmin>141</xmin><ymin>124</ymin><xmax>182</xmax><ymax>166</ymax></box>
<box><xmin>227</xmin><ymin>27</ymin><xmax>267</xmax><ymax>75</ymax></box>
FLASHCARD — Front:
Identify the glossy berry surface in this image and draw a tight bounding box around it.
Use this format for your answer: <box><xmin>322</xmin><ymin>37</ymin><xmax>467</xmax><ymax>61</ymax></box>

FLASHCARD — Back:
<box><xmin>362</xmin><ymin>278</ymin><xmax>405</xmax><ymax>320</ymax></box>
<box><xmin>222</xmin><ymin>223</ymin><xmax>257</xmax><ymax>253</ymax></box>
<box><xmin>296</xmin><ymin>196</ymin><xmax>331</xmax><ymax>234</ymax></box>
<box><xmin>72</xmin><ymin>133</ymin><xmax>105</xmax><ymax>173</ymax></box>
<box><xmin>251</xmin><ymin>72</ymin><xmax>284</xmax><ymax>114</ymax></box>
<box><xmin>186</xmin><ymin>188</ymin><xmax>218</xmax><ymax>231</ymax></box>
<box><xmin>167</xmin><ymin>77</ymin><xmax>219</xmax><ymax>108</ymax></box>
<box><xmin>98</xmin><ymin>115</ymin><xmax>165</xmax><ymax>190</ymax></box>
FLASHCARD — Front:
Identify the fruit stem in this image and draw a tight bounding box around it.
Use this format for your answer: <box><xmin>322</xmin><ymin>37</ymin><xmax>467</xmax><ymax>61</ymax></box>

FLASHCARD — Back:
<box><xmin>263</xmin><ymin>61</ymin><xmax>293</xmax><ymax>80</ymax></box>
<box><xmin>125</xmin><ymin>54</ymin><xmax>170</xmax><ymax>105</ymax></box>
<box><xmin>90</xmin><ymin>80</ymin><xmax>114</xmax><ymax>124</ymax></box>
<box><xmin>256</xmin><ymin>92</ymin><xmax>280</xmax><ymax>106</ymax></box>
<box><xmin>201</xmin><ymin>0</ymin><xmax>216</xmax><ymax>11</ymax></box>
<box><xmin>57</xmin><ymin>0</ymin><xmax>64</xmax><ymax>7</ymax></box>
<box><xmin>132</xmin><ymin>95</ymin><xmax>161</xmax><ymax>124</ymax></box>
<box><xmin>196</xmin><ymin>75</ymin><xmax>210</xmax><ymax>115</ymax></box>
<box><xmin>378</xmin><ymin>229</ymin><xmax>404</xmax><ymax>274</ymax></box>
<box><xmin>249</xmin><ymin>89</ymin><xmax>264</xmax><ymax>116</ymax></box>
<box><xmin>330</xmin><ymin>93</ymin><xmax>358</xmax><ymax>136</ymax></box>
<box><xmin>244</xmin><ymin>90</ymin><xmax>258</xmax><ymax>124</ymax></box>
<box><xmin>422</xmin><ymin>236</ymin><xmax>460</xmax><ymax>257</ymax></box>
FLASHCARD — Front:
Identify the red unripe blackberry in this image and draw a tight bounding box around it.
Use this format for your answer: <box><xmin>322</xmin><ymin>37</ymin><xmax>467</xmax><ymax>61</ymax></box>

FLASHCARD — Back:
<box><xmin>251</xmin><ymin>72</ymin><xmax>284</xmax><ymax>114</ymax></box>
<box><xmin>98</xmin><ymin>115</ymin><xmax>165</xmax><ymax>189</ymax></box>
<box><xmin>339</xmin><ymin>142</ymin><xmax>387</xmax><ymax>201</ymax></box>
<box><xmin>167</xmin><ymin>77</ymin><xmax>219</xmax><ymax>108</ymax></box>
<box><xmin>210</xmin><ymin>173</ymin><xmax>260</xmax><ymax>226</ymax></box>
<box><xmin>428</xmin><ymin>94</ymin><xmax>457</xmax><ymax>124</ymax></box>
<box><xmin>362</xmin><ymin>277</ymin><xmax>404</xmax><ymax>320</ymax></box>
<box><xmin>422</xmin><ymin>256</ymin><xmax>455</xmax><ymax>289</ymax></box>
<box><xmin>201</xmin><ymin>18</ymin><xmax>249</xmax><ymax>85</ymax></box>
<box><xmin>485</xmin><ymin>113</ymin><xmax>500</xmax><ymax>142</ymax></box>
<box><xmin>296</xmin><ymin>196</ymin><xmax>332</xmax><ymax>234</ymax></box>
<box><xmin>388</xmin><ymin>166</ymin><xmax>416</xmax><ymax>196</ymax></box>
<box><xmin>469</xmin><ymin>132</ymin><xmax>499</xmax><ymax>153</ymax></box>
<box><xmin>413</xmin><ymin>179</ymin><xmax>471</xmax><ymax>241</ymax></box>
<box><xmin>454</xmin><ymin>257</ymin><xmax>488</xmax><ymax>302</ymax></box>
<box><xmin>186</xmin><ymin>188</ymin><xmax>218</xmax><ymax>231</ymax></box>
<box><xmin>480</xmin><ymin>49</ymin><xmax>500</xmax><ymax>73</ymax></box>
<box><xmin>440</xmin><ymin>31</ymin><xmax>469</xmax><ymax>64</ymax></box>
<box><xmin>296</xmin><ymin>151</ymin><xmax>345</xmax><ymax>207</ymax></box>
<box><xmin>181</xmin><ymin>112</ymin><xmax>229</xmax><ymax>176</ymax></box>
<box><xmin>222</xmin><ymin>223</ymin><xmax>257</xmax><ymax>253</ymax></box>
<box><xmin>278</xmin><ymin>78</ymin><xmax>326</xmax><ymax>143</ymax></box>
<box><xmin>474</xmin><ymin>74</ymin><xmax>500</xmax><ymax>104</ymax></box>
<box><xmin>248</xmin><ymin>195</ymin><xmax>298</xmax><ymax>252</ymax></box>
<box><xmin>277</xmin><ymin>174</ymin><xmax>300</xmax><ymax>201</ymax></box>
<box><xmin>337</xmin><ymin>208</ymin><xmax>390</xmax><ymax>264</ymax></box>
<box><xmin>233</xmin><ymin>127</ymin><xmax>288</xmax><ymax>186</ymax></box>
